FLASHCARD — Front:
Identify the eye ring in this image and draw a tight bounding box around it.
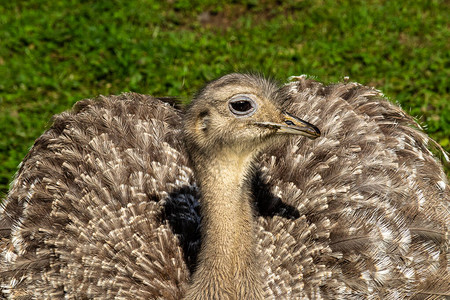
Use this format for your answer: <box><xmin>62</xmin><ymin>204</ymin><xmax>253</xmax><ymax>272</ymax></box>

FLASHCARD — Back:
<box><xmin>228</xmin><ymin>95</ymin><xmax>258</xmax><ymax>117</ymax></box>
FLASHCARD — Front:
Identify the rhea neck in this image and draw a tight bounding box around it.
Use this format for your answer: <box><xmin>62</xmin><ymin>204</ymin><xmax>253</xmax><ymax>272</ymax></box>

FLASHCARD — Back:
<box><xmin>185</xmin><ymin>145</ymin><xmax>264</xmax><ymax>299</ymax></box>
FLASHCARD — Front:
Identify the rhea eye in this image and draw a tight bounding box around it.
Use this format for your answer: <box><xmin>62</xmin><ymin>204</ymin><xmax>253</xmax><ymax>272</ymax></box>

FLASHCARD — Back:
<box><xmin>229</xmin><ymin>95</ymin><xmax>257</xmax><ymax>117</ymax></box>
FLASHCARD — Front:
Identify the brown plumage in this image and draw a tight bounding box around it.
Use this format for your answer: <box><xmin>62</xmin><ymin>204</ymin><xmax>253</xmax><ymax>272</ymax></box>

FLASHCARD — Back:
<box><xmin>0</xmin><ymin>73</ymin><xmax>448</xmax><ymax>299</ymax></box>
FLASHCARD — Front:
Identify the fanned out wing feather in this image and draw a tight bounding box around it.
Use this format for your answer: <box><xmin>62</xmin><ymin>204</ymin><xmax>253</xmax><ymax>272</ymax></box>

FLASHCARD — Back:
<box><xmin>254</xmin><ymin>77</ymin><xmax>449</xmax><ymax>299</ymax></box>
<box><xmin>1</xmin><ymin>78</ymin><xmax>449</xmax><ymax>299</ymax></box>
<box><xmin>0</xmin><ymin>93</ymin><xmax>196</xmax><ymax>299</ymax></box>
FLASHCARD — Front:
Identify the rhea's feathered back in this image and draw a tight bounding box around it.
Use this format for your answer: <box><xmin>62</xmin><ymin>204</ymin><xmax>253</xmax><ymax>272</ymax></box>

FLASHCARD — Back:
<box><xmin>0</xmin><ymin>76</ymin><xmax>449</xmax><ymax>299</ymax></box>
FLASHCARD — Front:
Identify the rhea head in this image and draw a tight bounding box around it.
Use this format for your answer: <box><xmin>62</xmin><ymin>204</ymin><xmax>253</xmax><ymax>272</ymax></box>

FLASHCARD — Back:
<box><xmin>183</xmin><ymin>73</ymin><xmax>320</xmax><ymax>164</ymax></box>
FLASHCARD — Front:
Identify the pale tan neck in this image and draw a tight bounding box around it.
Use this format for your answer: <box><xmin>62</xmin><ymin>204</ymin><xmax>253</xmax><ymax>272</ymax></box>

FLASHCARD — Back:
<box><xmin>184</xmin><ymin>150</ymin><xmax>264</xmax><ymax>299</ymax></box>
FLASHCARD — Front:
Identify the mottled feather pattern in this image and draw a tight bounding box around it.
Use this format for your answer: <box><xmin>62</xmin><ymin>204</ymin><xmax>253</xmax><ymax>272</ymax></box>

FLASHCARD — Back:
<box><xmin>257</xmin><ymin>77</ymin><xmax>449</xmax><ymax>298</ymax></box>
<box><xmin>0</xmin><ymin>94</ymin><xmax>193</xmax><ymax>299</ymax></box>
<box><xmin>1</xmin><ymin>78</ymin><xmax>449</xmax><ymax>299</ymax></box>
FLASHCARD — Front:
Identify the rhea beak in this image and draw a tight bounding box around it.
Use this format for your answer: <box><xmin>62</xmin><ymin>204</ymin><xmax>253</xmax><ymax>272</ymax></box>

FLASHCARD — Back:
<box><xmin>278</xmin><ymin>112</ymin><xmax>321</xmax><ymax>139</ymax></box>
<box><xmin>255</xmin><ymin>112</ymin><xmax>321</xmax><ymax>139</ymax></box>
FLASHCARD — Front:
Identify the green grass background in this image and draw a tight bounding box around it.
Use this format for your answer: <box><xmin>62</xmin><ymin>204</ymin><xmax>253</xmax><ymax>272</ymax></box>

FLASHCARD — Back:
<box><xmin>0</xmin><ymin>0</ymin><xmax>449</xmax><ymax>194</ymax></box>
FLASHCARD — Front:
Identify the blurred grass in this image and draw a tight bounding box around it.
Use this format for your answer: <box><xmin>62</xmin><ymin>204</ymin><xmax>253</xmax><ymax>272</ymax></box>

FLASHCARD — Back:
<box><xmin>0</xmin><ymin>0</ymin><xmax>449</xmax><ymax>194</ymax></box>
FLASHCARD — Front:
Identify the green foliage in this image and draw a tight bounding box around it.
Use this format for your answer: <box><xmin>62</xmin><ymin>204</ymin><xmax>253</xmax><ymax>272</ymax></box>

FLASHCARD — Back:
<box><xmin>0</xmin><ymin>0</ymin><xmax>449</xmax><ymax>194</ymax></box>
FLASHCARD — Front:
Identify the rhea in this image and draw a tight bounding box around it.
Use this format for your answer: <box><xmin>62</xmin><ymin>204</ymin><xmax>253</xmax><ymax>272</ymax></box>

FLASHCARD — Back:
<box><xmin>0</xmin><ymin>73</ymin><xmax>448</xmax><ymax>299</ymax></box>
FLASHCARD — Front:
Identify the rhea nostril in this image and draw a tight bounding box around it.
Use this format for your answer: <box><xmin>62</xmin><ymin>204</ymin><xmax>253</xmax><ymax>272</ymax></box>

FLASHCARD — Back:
<box><xmin>285</xmin><ymin>120</ymin><xmax>295</xmax><ymax>126</ymax></box>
